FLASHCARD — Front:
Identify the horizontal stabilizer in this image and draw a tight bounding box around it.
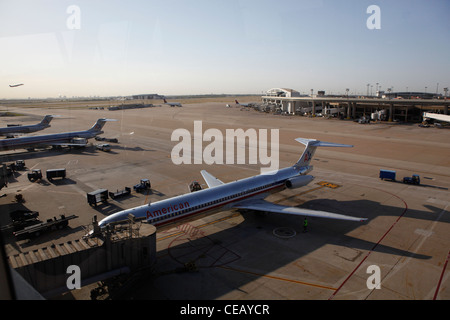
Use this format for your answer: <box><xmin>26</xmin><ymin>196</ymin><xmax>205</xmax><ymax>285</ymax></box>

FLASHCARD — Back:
<box><xmin>295</xmin><ymin>138</ymin><xmax>353</xmax><ymax>148</ymax></box>
<box><xmin>295</xmin><ymin>138</ymin><xmax>353</xmax><ymax>168</ymax></box>
<box><xmin>232</xmin><ymin>199</ymin><xmax>367</xmax><ymax>222</ymax></box>
<box><xmin>201</xmin><ymin>170</ymin><xmax>225</xmax><ymax>188</ymax></box>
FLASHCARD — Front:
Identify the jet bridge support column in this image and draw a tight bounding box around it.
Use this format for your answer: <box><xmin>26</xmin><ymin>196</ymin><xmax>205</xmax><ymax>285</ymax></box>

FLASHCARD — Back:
<box><xmin>389</xmin><ymin>103</ymin><xmax>394</xmax><ymax>122</ymax></box>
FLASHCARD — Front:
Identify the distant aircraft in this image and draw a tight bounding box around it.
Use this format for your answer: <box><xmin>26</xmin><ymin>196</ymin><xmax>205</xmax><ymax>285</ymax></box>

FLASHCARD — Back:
<box><xmin>163</xmin><ymin>98</ymin><xmax>182</xmax><ymax>107</ymax></box>
<box><xmin>0</xmin><ymin>115</ymin><xmax>54</xmax><ymax>136</ymax></box>
<box><xmin>0</xmin><ymin>118</ymin><xmax>115</xmax><ymax>151</ymax></box>
<box><xmin>9</xmin><ymin>84</ymin><xmax>24</xmax><ymax>87</ymax></box>
<box><xmin>98</xmin><ymin>138</ymin><xmax>367</xmax><ymax>230</ymax></box>
<box><xmin>235</xmin><ymin>100</ymin><xmax>251</xmax><ymax>107</ymax></box>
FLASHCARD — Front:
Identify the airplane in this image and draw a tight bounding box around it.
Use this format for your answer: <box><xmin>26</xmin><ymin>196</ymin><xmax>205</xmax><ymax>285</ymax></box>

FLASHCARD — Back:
<box><xmin>0</xmin><ymin>118</ymin><xmax>115</xmax><ymax>151</ymax></box>
<box><xmin>9</xmin><ymin>83</ymin><xmax>24</xmax><ymax>87</ymax></box>
<box><xmin>163</xmin><ymin>98</ymin><xmax>182</xmax><ymax>107</ymax></box>
<box><xmin>97</xmin><ymin>138</ymin><xmax>367</xmax><ymax>231</ymax></box>
<box><xmin>235</xmin><ymin>99</ymin><xmax>251</xmax><ymax>107</ymax></box>
<box><xmin>0</xmin><ymin>115</ymin><xmax>54</xmax><ymax>136</ymax></box>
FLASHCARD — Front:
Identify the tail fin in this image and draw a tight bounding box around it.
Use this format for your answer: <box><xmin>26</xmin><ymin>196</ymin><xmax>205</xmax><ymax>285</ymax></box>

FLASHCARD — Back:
<box><xmin>235</xmin><ymin>100</ymin><xmax>239</xmax><ymax>104</ymax></box>
<box><xmin>40</xmin><ymin>115</ymin><xmax>53</xmax><ymax>126</ymax></box>
<box><xmin>164</xmin><ymin>99</ymin><xmax>168</xmax><ymax>103</ymax></box>
<box><xmin>295</xmin><ymin>138</ymin><xmax>353</xmax><ymax>168</ymax></box>
<box><xmin>89</xmin><ymin>118</ymin><xmax>116</xmax><ymax>132</ymax></box>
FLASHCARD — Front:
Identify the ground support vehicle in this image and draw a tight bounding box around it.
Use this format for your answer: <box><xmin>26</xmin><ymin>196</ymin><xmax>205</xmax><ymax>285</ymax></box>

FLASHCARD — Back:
<box><xmin>133</xmin><ymin>179</ymin><xmax>151</xmax><ymax>192</ymax></box>
<box><xmin>13</xmin><ymin>214</ymin><xmax>78</xmax><ymax>239</ymax></box>
<box><xmin>403</xmin><ymin>174</ymin><xmax>420</xmax><ymax>185</ymax></box>
<box><xmin>46</xmin><ymin>168</ymin><xmax>66</xmax><ymax>181</ymax></box>
<box><xmin>379</xmin><ymin>169</ymin><xmax>396</xmax><ymax>181</ymax></box>
<box><xmin>28</xmin><ymin>169</ymin><xmax>43</xmax><ymax>182</ymax></box>
<box><xmin>109</xmin><ymin>187</ymin><xmax>131</xmax><ymax>199</ymax></box>
<box><xmin>87</xmin><ymin>189</ymin><xmax>109</xmax><ymax>207</ymax></box>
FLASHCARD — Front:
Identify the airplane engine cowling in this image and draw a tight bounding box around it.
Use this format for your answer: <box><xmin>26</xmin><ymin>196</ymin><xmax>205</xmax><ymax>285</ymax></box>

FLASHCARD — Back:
<box><xmin>285</xmin><ymin>175</ymin><xmax>314</xmax><ymax>189</ymax></box>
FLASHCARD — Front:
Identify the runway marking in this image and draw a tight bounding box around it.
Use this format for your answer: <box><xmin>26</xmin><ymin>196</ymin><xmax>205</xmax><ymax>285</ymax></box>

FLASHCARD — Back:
<box><xmin>317</xmin><ymin>181</ymin><xmax>341</xmax><ymax>189</ymax></box>
<box><xmin>219</xmin><ymin>266</ymin><xmax>338</xmax><ymax>291</ymax></box>
<box><xmin>46</xmin><ymin>190</ymin><xmax>80</xmax><ymax>195</ymax></box>
<box><xmin>433</xmin><ymin>250</ymin><xmax>450</xmax><ymax>300</ymax></box>
<box><xmin>30</xmin><ymin>163</ymin><xmax>40</xmax><ymax>170</ymax></box>
<box><xmin>328</xmin><ymin>186</ymin><xmax>409</xmax><ymax>300</ymax></box>
<box><xmin>157</xmin><ymin>212</ymin><xmax>240</xmax><ymax>241</ymax></box>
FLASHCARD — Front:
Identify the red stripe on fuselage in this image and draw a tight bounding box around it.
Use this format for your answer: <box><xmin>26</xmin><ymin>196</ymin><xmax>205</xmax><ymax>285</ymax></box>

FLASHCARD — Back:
<box><xmin>151</xmin><ymin>182</ymin><xmax>286</xmax><ymax>228</ymax></box>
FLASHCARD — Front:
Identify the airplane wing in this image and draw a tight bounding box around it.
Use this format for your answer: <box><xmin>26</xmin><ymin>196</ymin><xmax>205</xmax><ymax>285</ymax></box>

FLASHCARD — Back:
<box><xmin>232</xmin><ymin>199</ymin><xmax>367</xmax><ymax>222</ymax></box>
<box><xmin>201</xmin><ymin>170</ymin><xmax>225</xmax><ymax>188</ymax></box>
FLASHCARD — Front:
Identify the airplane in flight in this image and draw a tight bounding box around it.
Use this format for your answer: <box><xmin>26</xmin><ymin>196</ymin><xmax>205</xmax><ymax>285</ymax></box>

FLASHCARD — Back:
<box><xmin>0</xmin><ymin>118</ymin><xmax>115</xmax><ymax>151</ymax></box>
<box><xmin>0</xmin><ymin>115</ymin><xmax>55</xmax><ymax>137</ymax></box>
<box><xmin>98</xmin><ymin>138</ymin><xmax>367</xmax><ymax>231</ymax></box>
<box><xmin>163</xmin><ymin>98</ymin><xmax>182</xmax><ymax>107</ymax></box>
<box><xmin>9</xmin><ymin>83</ymin><xmax>24</xmax><ymax>87</ymax></box>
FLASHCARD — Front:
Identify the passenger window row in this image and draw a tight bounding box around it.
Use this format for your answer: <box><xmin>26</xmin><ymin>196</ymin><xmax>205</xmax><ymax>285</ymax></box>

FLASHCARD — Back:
<box><xmin>149</xmin><ymin>182</ymin><xmax>276</xmax><ymax>223</ymax></box>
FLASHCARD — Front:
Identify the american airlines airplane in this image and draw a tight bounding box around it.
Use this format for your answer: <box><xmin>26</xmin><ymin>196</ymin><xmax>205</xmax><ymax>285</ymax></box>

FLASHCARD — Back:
<box><xmin>0</xmin><ymin>118</ymin><xmax>114</xmax><ymax>151</ymax></box>
<box><xmin>0</xmin><ymin>115</ymin><xmax>54</xmax><ymax>136</ymax></box>
<box><xmin>98</xmin><ymin>138</ymin><xmax>367</xmax><ymax>230</ymax></box>
<box><xmin>235</xmin><ymin>100</ymin><xmax>251</xmax><ymax>107</ymax></box>
<box><xmin>163</xmin><ymin>98</ymin><xmax>182</xmax><ymax>107</ymax></box>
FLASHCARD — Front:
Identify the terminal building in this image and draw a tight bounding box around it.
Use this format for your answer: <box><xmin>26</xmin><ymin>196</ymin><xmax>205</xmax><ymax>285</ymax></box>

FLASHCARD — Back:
<box><xmin>129</xmin><ymin>94</ymin><xmax>164</xmax><ymax>100</ymax></box>
<box><xmin>261</xmin><ymin>88</ymin><xmax>449</xmax><ymax>122</ymax></box>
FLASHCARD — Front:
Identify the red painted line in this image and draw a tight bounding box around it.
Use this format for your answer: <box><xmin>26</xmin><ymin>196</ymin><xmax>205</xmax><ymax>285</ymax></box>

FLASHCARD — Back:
<box><xmin>433</xmin><ymin>250</ymin><xmax>450</xmax><ymax>300</ymax></box>
<box><xmin>328</xmin><ymin>186</ymin><xmax>408</xmax><ymax>300</ymax></box>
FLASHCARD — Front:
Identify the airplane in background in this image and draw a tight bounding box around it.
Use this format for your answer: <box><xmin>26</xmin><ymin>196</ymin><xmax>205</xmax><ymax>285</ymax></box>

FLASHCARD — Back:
<box><xmin>0</xmin><ymin>115</ymin><xmax>55</xmax><ymax>137</ymax></box>
<box><xmin>0</xmin><ymin>118</ymin><xmax>115</xmax><ymax>151</ymax></box>
<box><xmin>9</xmin><ymin>83</ymin><xmax>24</xmax><ymax>87</ymax></box>
<box><xmin>163</xmin><ymin>98</ymin><xmax>182</xmax><ymax>107</ymax></box>
<box><xmin>235</xmin><ymin>100</ymin><xmax>252</xmax><ymax>107</ymax></box>
<box><xmin>98</xmin><ymin>138</ymin><xmax>367</xmax><ymax>231</ymax></box>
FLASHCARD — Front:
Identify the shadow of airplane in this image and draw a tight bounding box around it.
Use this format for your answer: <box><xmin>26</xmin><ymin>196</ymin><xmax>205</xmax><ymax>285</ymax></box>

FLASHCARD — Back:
<box><xmin>115</xmin><ymin>197</ymin><xmax>445</xmax><ymax>299</ymax></box>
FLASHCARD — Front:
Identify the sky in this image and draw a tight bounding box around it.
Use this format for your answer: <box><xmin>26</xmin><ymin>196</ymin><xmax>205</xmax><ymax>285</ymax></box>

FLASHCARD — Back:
<box><xmin>0</xmin><ymin>0</ymin><xmax>449</xmax><ymax>99</ymax></box>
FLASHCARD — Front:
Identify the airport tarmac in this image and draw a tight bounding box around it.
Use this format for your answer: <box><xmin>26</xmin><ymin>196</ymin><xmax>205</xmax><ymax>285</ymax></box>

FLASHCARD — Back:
<box><xmin>1</xmin><ymin>100</ymin><xmax>449</xmax><ymax>300</ymax></box>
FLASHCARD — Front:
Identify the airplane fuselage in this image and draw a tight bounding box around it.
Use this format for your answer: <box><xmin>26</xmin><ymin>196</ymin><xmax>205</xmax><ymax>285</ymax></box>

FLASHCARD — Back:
<box><xmin>0</xmin><ymin>129</ymin><xmax>102</xmax><ymax>151</ymax></box>
<box><xmin>99</xmin><ymin>166</ymin><xmax>312</xmax><ymax>229</ymax></box>
<box><xmin>0</xmin><ymin>124</ymin><xmax>50</xmax><ymax>136</ymax></box>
